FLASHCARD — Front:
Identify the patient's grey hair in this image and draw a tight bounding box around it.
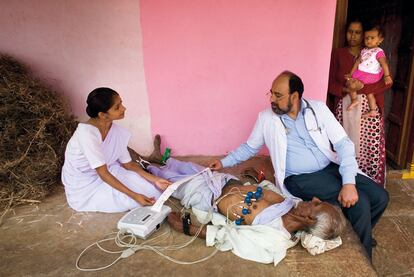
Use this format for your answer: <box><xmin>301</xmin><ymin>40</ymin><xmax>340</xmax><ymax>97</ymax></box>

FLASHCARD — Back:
<box><xmin>307</xmin><ymin>205</ymin><xmax>347</xmax><ymax>239</ymax></box>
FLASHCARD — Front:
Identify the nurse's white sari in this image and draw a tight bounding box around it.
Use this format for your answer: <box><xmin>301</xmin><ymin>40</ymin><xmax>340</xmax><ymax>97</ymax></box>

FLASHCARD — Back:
<box><xmin>61</xmin><ymin>123</ymin><xmax>161</xmax><ymax>212</ymax></box>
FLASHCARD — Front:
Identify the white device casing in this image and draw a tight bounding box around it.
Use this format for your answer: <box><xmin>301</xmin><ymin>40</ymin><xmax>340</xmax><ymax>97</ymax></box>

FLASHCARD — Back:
<box><xmin>117</xmin><ymin>169</ymin><xmax>208</xmax><ymax>239</ymax></box>
<box><xmin>117</xmin><ymin>205</ymin><xmax>172</xmax><ymax>239</ymax></box>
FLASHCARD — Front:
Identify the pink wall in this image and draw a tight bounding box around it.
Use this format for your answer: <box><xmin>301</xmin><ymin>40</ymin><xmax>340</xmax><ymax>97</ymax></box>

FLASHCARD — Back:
<box><xmin>0</xmin><ymin>0</ymin><xmax>154</xmax><ymax>154</ymax></box>
<box><xmin>0</xmin><ymin>0</ymin><xmax>336</xmax><ymax>156</ymax></box>
<box><xmin>141</xmin><ymin>0</ymin><xmax>336</xmax><ymax>155</ymax></box>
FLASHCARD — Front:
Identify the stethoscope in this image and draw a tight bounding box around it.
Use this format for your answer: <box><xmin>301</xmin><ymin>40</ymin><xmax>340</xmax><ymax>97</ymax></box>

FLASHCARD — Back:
<box><xmin>279</xmin><ymin>99</ymin><xmax>322</xmax><ymax>134</ymax></box>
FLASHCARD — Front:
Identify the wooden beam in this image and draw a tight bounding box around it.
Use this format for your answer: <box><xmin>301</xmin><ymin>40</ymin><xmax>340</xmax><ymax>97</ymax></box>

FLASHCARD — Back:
<box><xmin>332</xmin><ymin>0</ymin><xmax>348</xmax><ymax>49</ymax></box>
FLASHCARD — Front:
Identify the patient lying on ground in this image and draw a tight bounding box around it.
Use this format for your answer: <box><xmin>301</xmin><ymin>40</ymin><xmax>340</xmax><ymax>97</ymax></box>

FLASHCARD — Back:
<box><xmin>169</xmin><ymin>182</ymin><xmax>346</xmax><ymax>240</ymax></box>
<box><xmin>144</xmin><ymin>157</ymin><xmax>346</xmax><ymax>240</ymax></box>
<box><xmin>132</xmin><ymin>138</ymin><xmax>347</xmax><ymax>264</ymax></box>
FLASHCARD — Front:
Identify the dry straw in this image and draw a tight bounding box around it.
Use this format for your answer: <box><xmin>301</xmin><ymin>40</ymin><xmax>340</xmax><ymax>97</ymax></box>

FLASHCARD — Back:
<box><xmin>0</xmin><ymin>54</ymin><xmax>76</xmax><ymax>216</ymax></box>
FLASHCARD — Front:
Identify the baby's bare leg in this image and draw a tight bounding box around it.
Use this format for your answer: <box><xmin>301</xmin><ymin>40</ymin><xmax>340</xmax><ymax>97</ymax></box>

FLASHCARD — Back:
<box><xmin>362</xmin><ymin>93</ymin><xmax>379</xmax><ymax>117</ymax></box>
<box><xmin>347</xmin><ymin>89</ymin><xmax>359</xmax><ymax>109</ymax></box>
<box><xmin>345</xmin><ymin>79</ymin><xmax>362</xmax><ymax>111</ymax></box>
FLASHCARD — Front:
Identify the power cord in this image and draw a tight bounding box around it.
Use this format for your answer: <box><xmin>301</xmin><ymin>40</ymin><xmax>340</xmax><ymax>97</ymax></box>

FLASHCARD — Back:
<box><xmin>76</xmin><ymin>178</ymin><xmax>228</xmax><ymax>271</ymax></box>
<box><xmin>76</xmin><ymin>219</ymin><xmax>217</xmax><ymax>271</ymax></box>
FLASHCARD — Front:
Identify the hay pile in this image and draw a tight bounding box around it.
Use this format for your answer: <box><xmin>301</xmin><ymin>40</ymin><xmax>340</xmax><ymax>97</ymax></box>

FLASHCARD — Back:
<box><xmin>0</xmin><ymin>54</ymin><xmax>77</xmax><ymax>213</ymax></box>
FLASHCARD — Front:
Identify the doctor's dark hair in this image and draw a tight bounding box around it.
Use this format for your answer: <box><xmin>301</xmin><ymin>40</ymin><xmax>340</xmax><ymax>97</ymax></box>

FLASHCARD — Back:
<box><xmin>281</xmin><ymin>70</ymin><xmax>304</xmax><ymax>99</ymax></box>
<box><xmin>86</xmin><ymin>87</ymin><xmax>119</xmax><ymax>118</ymax></box>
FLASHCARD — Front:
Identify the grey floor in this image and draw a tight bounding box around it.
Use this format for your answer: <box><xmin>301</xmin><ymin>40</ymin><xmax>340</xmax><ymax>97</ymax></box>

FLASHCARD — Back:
<box><xmin>1</xmin><ymin>156</ymin><xmax>412</xmax><ymax>276</ymax></box>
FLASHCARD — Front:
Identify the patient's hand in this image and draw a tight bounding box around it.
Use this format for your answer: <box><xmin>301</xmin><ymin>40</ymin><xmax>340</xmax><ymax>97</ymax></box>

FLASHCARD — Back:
<box><xmin>209</xmin><ymin>160</ymin><xmax>223</xmax><ymax>171</ymax></box>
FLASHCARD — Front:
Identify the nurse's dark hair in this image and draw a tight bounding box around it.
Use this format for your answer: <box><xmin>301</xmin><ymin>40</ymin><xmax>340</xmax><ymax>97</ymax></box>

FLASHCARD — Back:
<box><xmin>281</xmin><ymin>70</ymin><xmax>304</xmax><ymax>99</ymax></box>
<box><xmin>86</xmin><ymin>87</ymin><xmax>119</xmax><ymax>118</ymax></box>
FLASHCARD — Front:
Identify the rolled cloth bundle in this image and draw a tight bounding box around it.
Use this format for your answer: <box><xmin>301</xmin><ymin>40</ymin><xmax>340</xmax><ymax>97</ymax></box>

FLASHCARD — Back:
<box><xmin>0</xmin><ymin>54</ymin><xmax>76</xmax><ymax>213</ymax></box>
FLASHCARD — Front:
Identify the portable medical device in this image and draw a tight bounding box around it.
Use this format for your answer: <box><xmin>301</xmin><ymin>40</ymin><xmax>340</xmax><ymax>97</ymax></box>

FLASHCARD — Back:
<box><xmin>117</xmin><ymin>205</ymin><xmax>172</xmax><ymax>239</ymax></box>
<box><xmin>117</xmin><ymin>168</ymin><xmax>210</xmax><ymax>239</ymax></box>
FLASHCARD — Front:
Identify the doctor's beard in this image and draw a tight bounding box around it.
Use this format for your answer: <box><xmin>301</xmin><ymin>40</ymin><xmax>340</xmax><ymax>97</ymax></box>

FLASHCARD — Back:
<box><xmin>271</xmin><ymin>98</ymin><xmax>293</xmax><ymax>115</ymax></box>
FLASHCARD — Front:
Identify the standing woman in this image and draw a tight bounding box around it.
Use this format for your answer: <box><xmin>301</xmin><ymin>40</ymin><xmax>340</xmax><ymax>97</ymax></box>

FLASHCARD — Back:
<box><xmin>62</xmin><ymin>87</ymin><xmax>171</xmax><ymax>212</ymax></box>
<box><xmin>328</xmin><ymin>20</ymin><xmax>392</xmax><ymax>186</ymax></box>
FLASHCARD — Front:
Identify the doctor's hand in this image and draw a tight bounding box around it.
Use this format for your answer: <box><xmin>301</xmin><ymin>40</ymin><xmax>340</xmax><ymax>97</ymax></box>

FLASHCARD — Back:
<box><xmin>209</xmin><ymin>160</ymin><xmax>223</xmax><ymax>171</ymax></box>
<box><xmin>338</xmin><ymin>184</ymin><xmax>359</xmax><ymax>208</ymax></box>
<box><xmin>154</xmin><ymin>178</ymin><xmax>172</xmax><ymax>191</ymax></box>
<box><xmin>133</xmin><ymin>193</ymin><xmax>156</xmax><ymax>206</ymax></box>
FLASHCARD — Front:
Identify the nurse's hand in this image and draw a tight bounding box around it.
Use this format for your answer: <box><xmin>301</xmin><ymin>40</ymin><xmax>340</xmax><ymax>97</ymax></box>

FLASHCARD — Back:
<box><xmin>209</xmin><ymin>160</ymin><xmax>223</xmax><ymax>171</ymax></box>
<box><xmin>154</xmin><ymin>178</ymin><xmax>172</xmax><ymax>191</ymax></box>
<box><xmin>338</xmin><ymin>184</ymin><xmax>359</xmax><ymax>208</ymax></box>
<box><xmin>133</xmin><ymin>193</ymin><xmax>156</xmax><ymax>206</ymax></box>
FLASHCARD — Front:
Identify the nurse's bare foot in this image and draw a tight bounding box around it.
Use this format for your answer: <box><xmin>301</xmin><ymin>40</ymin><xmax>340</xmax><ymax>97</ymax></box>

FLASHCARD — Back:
<box><xmin>167</xmin><ymin>212</ymin><xmax>206</xmax><ymax>239</ymax></box>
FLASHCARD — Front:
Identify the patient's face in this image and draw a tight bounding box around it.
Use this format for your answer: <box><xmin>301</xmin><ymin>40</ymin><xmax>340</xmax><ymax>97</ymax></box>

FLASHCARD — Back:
<box><xmin>294</xmin><ymin>197</ymin><xmax>337</xmax><ymax>219</ymax></box>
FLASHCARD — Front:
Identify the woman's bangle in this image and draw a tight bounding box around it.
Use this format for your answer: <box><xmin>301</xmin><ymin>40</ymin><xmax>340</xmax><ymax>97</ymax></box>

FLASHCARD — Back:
<box><xmin>384</xmin><ymin>75</ymin><xmax>390</xmax><ymax>77</ymax></box>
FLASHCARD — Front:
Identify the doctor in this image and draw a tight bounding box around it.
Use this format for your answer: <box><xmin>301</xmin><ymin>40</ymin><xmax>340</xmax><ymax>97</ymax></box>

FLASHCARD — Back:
<box><xmin>209</xmin><ymin>71</ymin><xmax>388</xmax><ymax>259</ymax></box>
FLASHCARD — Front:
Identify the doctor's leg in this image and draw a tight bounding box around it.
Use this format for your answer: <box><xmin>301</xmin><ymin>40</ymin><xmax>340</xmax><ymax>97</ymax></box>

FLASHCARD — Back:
<box><xmin>284</xmin><ymin>163</ymin><xmax>342</xmax><ymax>204</ymax></box>
<box><xmin>355</xmin><ymin>173</ymin><xmax>389</xmax><ymax>228</ymax></box>
<box><xmin>342</xmin><ymin>190</ymin><xmax>373</xmax><ymax>258</ymax></box>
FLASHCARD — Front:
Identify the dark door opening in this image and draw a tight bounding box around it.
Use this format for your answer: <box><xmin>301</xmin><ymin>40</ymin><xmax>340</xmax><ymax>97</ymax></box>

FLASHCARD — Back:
<box><xmin>329</xmin><ymin>0</ymin><xmax>414</xmax><ymax>170</ymax></box>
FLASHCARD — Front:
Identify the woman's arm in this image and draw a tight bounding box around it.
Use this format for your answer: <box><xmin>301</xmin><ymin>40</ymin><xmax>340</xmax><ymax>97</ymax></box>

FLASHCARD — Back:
<box><xmin>358</xmin><ymin>77</ymin><xmax>392</xmax><ymax>96</ymax></box>
<box><xmin>328</xmin><ymin>49</ymin><xmax>346</xmax><ymax>97</ymax></box>
<box><xmin>122</xmin><ymin>161</ymin><xmax>171</xmax><ymax>190</ymax></box>
<box><xmin>95</xmin><ymin>165</ymin><xmax>156</xmax><ymax>206</ymax></box>
<box><xmin>347</xmin><ymin>58</ymin><xmax>360</xmax><ymax>77</ymax></box>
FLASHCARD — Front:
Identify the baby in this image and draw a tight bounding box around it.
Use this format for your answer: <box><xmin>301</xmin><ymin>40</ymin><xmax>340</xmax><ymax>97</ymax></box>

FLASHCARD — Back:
<box><xmin>345</xmin><ymin>24</ymin><xmax>393</xmax><ymax>117</ymax></box>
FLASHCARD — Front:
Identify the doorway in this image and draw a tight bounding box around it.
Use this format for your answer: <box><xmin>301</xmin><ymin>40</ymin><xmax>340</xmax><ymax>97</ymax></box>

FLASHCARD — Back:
<box><xmin>329</xmin><ymin>0</ymin><xmax>414</xmax><ymax>170</ymax></box>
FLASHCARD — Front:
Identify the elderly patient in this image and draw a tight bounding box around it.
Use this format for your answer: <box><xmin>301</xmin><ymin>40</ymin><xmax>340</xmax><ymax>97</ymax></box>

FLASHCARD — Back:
<box><xmin>144</xmin><ymin>157</ymin><xmax>347</xmax><ymax>264</ymax></box>
<box><xmin>168</xmin><ymin>181</ymin><xmax>346</xmax><ymax>240</ymax></box>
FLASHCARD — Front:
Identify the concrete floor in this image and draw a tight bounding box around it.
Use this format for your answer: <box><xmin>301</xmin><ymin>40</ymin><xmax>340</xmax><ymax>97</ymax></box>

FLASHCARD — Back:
<box><xmin>1</xmin><ymin>156</ymin><xmax>413</xmax><ymax>276</ymax></box>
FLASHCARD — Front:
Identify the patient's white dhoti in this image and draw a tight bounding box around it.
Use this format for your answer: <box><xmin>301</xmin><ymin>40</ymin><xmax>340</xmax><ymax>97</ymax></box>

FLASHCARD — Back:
<box><xmin>193</xmin><ymin>208</ymin><xmax>299</xmax><ymax>265</ymax></box>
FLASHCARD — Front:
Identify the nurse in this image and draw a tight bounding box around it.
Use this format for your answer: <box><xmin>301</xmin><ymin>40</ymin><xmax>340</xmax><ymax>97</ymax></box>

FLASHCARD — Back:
<box><xmin>61</xmin><ymin>87</ymin><xmax>171</xmax><ymax>213</ymax></box>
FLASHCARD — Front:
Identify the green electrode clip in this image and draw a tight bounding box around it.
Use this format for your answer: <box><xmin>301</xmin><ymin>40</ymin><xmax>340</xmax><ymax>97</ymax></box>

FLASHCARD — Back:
<box><xmin>161</xmin><ymin>148</ymin><xmax>171</xmax><ymax>164</ymax></box>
